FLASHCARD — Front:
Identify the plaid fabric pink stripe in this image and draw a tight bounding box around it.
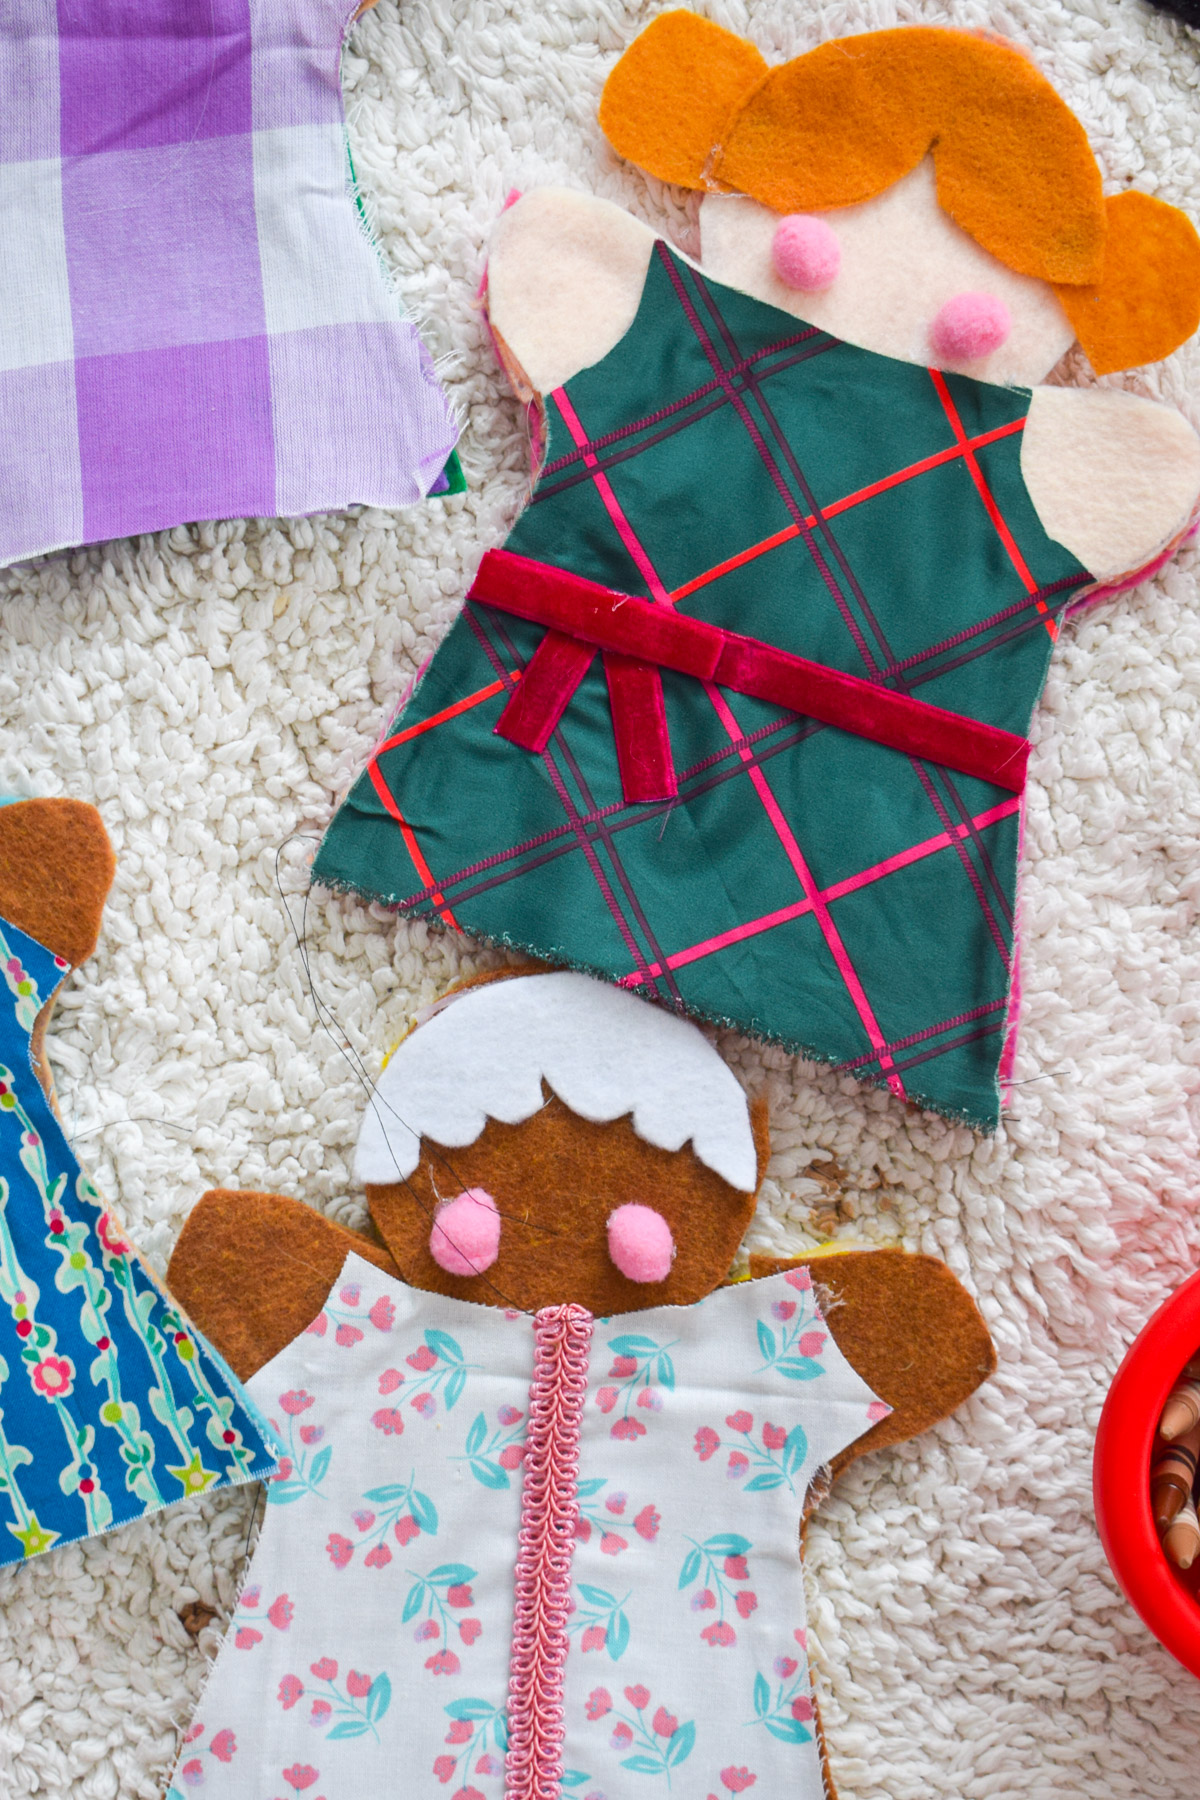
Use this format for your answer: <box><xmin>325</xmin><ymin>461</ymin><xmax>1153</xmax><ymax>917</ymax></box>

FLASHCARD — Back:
<box><xmin>0</xmin><ymin>0</ymin><xmax>459</xmax><ymax>567</ymax></box>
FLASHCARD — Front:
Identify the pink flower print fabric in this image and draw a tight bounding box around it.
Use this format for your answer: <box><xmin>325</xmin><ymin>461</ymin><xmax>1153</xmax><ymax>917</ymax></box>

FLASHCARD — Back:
<box><xmin>165</xmin><ymin>1260</ymin><xmax>530</xmax><ymax>1800</ymax></box>
<box><xmin>166</xmin><ymin>1257</ymin><xmax>883</xmax><ymax>1799</ymax></box>
<box><xmin>561</xmin><ymin>1266</ymin><xmax>883</xmax><ymax>1798</ymax></box>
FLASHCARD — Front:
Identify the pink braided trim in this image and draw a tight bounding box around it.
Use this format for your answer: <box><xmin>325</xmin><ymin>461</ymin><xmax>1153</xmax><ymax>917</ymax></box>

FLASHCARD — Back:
<box><xmin>506</xmin><ymin>1302</ymin><xmax>594</xmax><ymax>1800</ymax></box>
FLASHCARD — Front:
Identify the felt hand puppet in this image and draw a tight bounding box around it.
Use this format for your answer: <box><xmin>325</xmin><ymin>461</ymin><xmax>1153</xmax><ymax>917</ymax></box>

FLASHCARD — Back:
<box><xmin>163</xmin><ymin>968</ymin><xmax>994</xmax><ymax>1800</ymax></box>
<box><xmin>312</xmin><ymin>18</ymin><xmax>1200</xmax><ymax>1133</ymax></box>
<box><xmin>0</xmin><ymin>0</ymin><xmax>459</xmax><ymax>571</ymax></box>
<box><xmin>0</xmin><ymin>799</ymin><xmax>275</xmax><ymax>1564</ymax></box>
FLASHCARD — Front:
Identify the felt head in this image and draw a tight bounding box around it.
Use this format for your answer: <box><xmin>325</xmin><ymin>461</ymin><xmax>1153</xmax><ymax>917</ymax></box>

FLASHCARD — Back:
<box><xmin>599</xmin><ymin>13</ymin><xmax>1200</xmax><ymax>379</ymax></box>
<box><xmin>354</xmin><ymin>970</ymin><xmax>767</xmax><ymax>1314</ymax></box>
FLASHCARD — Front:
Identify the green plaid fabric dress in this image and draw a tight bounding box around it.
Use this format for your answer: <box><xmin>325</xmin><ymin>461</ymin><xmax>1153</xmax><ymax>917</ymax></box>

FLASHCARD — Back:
<box><xmin>314</xmin><ymin>241</ymin><xmax>1094</xmax><ymax>1130</ymax></box>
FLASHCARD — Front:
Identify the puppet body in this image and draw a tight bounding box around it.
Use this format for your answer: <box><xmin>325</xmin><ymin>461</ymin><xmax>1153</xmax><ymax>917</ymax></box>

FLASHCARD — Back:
<box><xmin>315</xmin><ymin>227</ymin><xmax>1093</xmax><ymax>1131</ymax></box>
<box><xmin>313</xmin><ymin>19</ymin><xmax>1200</xmax><ymax>1133</ymax></box>
<box><xmin>165</xmin><ymin>969</ymin><xmax>995</xmax><ymax>1800</ymax></box>
<box><xmin>0</xmin><ymin>0</ymin><xmax>458</xmax><ymax>568</ymax></box>
<box><xmin>165</xmin><ymin>1253</ymin><xmax>883</xmax><ymax>1800</ymax></box>
<box><xmin>0</xmin><ymin>802</ymin><xmax>274</xmax><ymax>1564</ymax></box>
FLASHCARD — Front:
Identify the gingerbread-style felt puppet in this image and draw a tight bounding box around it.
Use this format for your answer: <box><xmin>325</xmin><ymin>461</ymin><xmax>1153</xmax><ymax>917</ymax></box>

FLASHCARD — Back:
<box><xmin>312</xmin><ymin>18</ymin><xmax>1200</xmax><ymax>1134</ymax></box>
<box><xmin>0</xmin><ymin>799</ymin><xmax>275</xmax><ymax>1565</ymax></box>
<box><xmin>164</xmin><ymin>969</ymin><xmax>994</xmax><ymax>1800</ymax></box>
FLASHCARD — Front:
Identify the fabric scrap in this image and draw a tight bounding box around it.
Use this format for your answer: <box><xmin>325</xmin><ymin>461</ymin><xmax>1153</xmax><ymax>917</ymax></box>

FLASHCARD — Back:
<box><xmin>313</xmin><ymin>220</ymin><xmax>1095</xmax><ymax>1131</ymax></box>
<box><xmin>476</xmin><ymin>547</ymin><xmax>1033</xmax><ymax>794</ymax></box>
<box><xmin>1020</xmin><ymin>384</ymin><xmax>1200</xmax><ymax>580</ymax></box>
<box><xmin>0</xmin><ymin>0</ymin><xmax>458</xmax><ymax>568</ymax></box>
<box><xmin>0</xmin><ymin>798</ymin><xmax>114</xmax><ymax>974</ymax></box>
<box><xmin>0</xmin><ymin>915</ymin><xmax>276</xmax><ymax>1565</ymax></box>
<box><xmin>748</xmin><ymin>1248</ymin><xmax>997</xmax><ymax>1481</ymax></box>
<box><xmin>167</xmin><ymin>1188</ymin><xmax>400</xmax><ymax>1383</ymax></box>
<box><xmin>353</xmin><ymin>969</ymin><xmax>760</xmax><ymax>1191</ymax></box>
<box><xmin>597</xmin><ymin>9</ymin><xmax>768</xmax><ymax>194</ymax></box>
<box><xmin>487</xmin><ymin>188</ymin><xmax>657</xmax><ymax>396</ymax></box>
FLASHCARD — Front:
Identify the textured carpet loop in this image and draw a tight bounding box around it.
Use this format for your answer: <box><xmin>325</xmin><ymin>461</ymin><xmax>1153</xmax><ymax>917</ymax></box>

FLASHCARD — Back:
<box><xmin>2</xmin><ymin>1</ymin><xmax>1200</xmax><ymax>1796</ymax></box>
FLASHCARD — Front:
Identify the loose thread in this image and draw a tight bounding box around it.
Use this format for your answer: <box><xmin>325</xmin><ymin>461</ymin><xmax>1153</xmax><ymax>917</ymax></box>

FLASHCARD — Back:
<box><xmin>274</xmin><ymin>835</ymin><xmax>556</xmax><ymax>1313</ymax></box>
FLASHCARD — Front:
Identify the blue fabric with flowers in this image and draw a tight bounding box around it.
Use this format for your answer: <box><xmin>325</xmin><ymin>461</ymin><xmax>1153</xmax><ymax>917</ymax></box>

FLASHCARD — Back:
<box><xmin>0</xmin><ymin>913</ymin><xmax>276</xmax><ymax>1566</ymax></box>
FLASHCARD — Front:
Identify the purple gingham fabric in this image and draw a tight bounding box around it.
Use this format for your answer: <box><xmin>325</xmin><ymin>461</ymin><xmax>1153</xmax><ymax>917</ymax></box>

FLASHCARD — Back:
<box><xmin>0</xmin><ymin>0</ymin><xmax>459</xmax><ymax>568</ymax></box>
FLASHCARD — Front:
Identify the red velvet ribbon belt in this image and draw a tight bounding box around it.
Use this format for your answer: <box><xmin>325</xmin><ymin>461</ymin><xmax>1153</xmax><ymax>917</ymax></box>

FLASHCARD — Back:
<box><xmin>467</xmin><ymin>548</ymin><xmax>1029</xmax><ymax>803</ymax></box>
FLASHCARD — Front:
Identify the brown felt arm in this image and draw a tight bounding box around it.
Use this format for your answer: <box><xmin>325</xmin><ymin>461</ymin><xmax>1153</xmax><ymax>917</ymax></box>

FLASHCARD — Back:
<box><xmin>0</xmin><ymin>799</ymin><xmax>115</xmax><ymax>967</ymax></box>
<box><xmin>166</xmin><ymin>1190</ymin><xmax>398</xmax><ymax>1383</ymax></box>
<box><xmin>749</xmin><ymin>1248</ymin><xmax>996</xmax><ymax>1479</ymax></box>
<box><xmin>0</xmin><ymin>799</ymin><xmax>116</xmax><ymax>1105</ymax></box>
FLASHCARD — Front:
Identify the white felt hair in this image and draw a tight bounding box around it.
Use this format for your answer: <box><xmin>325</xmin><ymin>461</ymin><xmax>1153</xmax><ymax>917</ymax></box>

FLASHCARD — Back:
<box><xmin>354</xmin><ymin>971</ymin><xmax>758</xmax><ymax>1192</ymax></box>
<box><xmin>1022</xmin><ymin>386</ymin><xmax>1200</xmax><ymax>580</ymax></box>
<box><xmin>487</xmin><ymin>188</ymin><xmax>657</xmax><ymax>395</ymax></box>
<box><xmin>698</xmin><ymin>160</ymin><xmax>1076</xmax><ymax>386</ymax></box>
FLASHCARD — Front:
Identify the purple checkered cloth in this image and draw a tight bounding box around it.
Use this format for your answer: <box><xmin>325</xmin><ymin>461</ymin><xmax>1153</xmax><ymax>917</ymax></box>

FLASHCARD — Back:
<box><xmin>0</xmin><ymin>0</ymin><xmax>459</xmax><ymax>568</ymax></box>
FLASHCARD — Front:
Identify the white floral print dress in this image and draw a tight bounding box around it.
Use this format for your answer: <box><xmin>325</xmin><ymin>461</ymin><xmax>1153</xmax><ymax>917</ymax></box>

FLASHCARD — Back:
<box><xmin>168</xmin><ymin>1253</ymin><xmax>886</xmax><ymax>1800</ymax></box>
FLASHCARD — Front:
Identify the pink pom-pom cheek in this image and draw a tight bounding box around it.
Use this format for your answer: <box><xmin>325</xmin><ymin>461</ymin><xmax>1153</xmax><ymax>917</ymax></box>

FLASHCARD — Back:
<box><xmin>929</xmin><ymin>292</ymin><xmax>1012</xmax><ymax>363</ymax></box>
<box><xmin>428</xmin><ymin>1188</ymin><xmax>501</xmax><ymax>1276</ymax></box>
<box><xmin>607</xmin><ymin>1204</ymin><xmax>675</xmax><ymax>1284</ymax></box>
<box><xmin>771</xmin><ymin>215</ymin><xmax>841</xmax><ymax>292</ymax></box>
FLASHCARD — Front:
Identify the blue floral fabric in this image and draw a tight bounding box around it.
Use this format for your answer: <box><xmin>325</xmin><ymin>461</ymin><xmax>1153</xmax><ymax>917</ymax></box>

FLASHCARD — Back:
<box><xmin>0</xmin><ymin>913</ymin><xmax>276</xmax><ymax>1566</ymax></box>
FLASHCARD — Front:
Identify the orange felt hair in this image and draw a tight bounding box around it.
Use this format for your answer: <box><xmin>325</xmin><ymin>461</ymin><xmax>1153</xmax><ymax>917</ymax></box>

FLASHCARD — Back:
<box><xmin>598</xmin><ymin>11</ymin><xmax>767</xmax><ymax>193</ymax></box>
<box><xmin>600</xmin><ymin>13</ymin><xmax>1200</xmax><ymax>368</ymax></box>
<box><xmin>1054</xmin><ymin>190</ymin><xmax>1200</xmax><ymax>377</ymax></box>
<box><xmin>602</xmin><ymin>17</ymin><xmax>1104</xmax><ymax>284</ymax></box>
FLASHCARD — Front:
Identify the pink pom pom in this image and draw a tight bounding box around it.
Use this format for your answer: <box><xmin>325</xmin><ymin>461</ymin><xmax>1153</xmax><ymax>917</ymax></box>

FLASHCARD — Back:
<box><xmin>771</xmin><ymin>215</ymin><xmax>841</xmax><ymax>292</ymax></box>
<box><xmin>429</xmin><ymin>1188</ymin><xmax>500</xmax><ymax>1276</ymax></box>
<box><xmin>929</xmin><ymin>292</ymin><xmax>1011</xmax><ymax>362</ymax></box>
<box><xmin>607</xmin><ymin>1205</ymin><xmax>675</xmax><ymax>1284</ymax></box>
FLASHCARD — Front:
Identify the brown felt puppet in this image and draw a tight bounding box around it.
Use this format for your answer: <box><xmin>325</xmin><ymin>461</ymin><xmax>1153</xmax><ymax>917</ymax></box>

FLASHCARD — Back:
<box><xmin>166</xmin><ymin>967</ymin><xmax>993</xmax><ymax>1800</ymax></box>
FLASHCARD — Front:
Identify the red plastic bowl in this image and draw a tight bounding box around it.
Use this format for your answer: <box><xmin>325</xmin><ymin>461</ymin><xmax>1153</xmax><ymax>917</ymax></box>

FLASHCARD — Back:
<box><xmin>1094</xmin><ymin>1269</ymin><xmax>1200</xmax><ymax>1676</ymax></box>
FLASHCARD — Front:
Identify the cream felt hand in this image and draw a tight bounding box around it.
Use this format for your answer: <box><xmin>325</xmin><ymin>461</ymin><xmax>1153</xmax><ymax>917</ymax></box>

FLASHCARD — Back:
<box><xmin>1022</xmin><ymin>386</ymin><xmax>1200</xmax><ymax>581</ymax></box>
<box><xmin>486</xmin><ymin>188</ymin><xmax>657</xmax><ymax>395</ymax></box>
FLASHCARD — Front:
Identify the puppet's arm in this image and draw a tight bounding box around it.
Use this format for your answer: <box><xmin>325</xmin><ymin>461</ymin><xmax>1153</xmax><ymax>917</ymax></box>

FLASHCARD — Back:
<box><xmin>749</xmin><ymin>1247</ymin><xmax>995</xmax><ymax>1481</ymax></box>
<box><xmin>1022</xmin><ymin>385</ymin><xmax>1200</xmax><ymax>582</ymax></box>
<box><xmin>166</xmin><ymin>1190</ymin><xmax>398</xmax><ymax>1382</ymax></box>
<box><xmin>486</xmin><ymin>189</ymin><xmax>658</xmax><ymax>396</ymax></box>
<box><xmin>0</xmin><ymin>798</ymin><xmax>115</xmax><ymax>1103</ymax></box>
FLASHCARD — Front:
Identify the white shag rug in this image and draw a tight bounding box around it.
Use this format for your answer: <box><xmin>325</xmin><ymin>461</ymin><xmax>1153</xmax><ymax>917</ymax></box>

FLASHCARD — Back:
<box><xmin>2</xmin><ymin>1</ymin><xmax>1200</xmax><ymax>1795</ymax></box>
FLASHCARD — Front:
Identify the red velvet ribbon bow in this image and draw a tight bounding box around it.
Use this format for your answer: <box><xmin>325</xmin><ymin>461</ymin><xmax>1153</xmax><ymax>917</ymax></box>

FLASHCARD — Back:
<box><xmin>468</xmin><ymin>548</ymin><xmax>1029</xmax><ymax>803</ymax></box>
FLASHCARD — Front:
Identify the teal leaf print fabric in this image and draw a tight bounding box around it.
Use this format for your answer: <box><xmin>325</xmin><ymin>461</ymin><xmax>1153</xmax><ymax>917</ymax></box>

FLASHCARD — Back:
<box><xmin>564</xmin><ymin>1265</ymin><xmax>885</xmax><ymax>1797</ymax></box>
<box><xmin>166</xmin><ymin>1259</ymin><xmax>532</xmax><ymax>1800</ymax></box>
<box><xmin>0</xmin><ymin>915</ymin><xmax>276</xmax><ymax>1565</ymax></box>
<box><xmin>166</xmin><ymin>1255</ymin><xmax>884</xmax><ymax>1798</ymax></box>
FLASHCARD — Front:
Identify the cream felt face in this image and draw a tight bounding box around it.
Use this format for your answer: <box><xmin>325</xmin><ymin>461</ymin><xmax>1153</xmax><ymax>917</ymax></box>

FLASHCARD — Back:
<box><xmin>699</xmin><ymin>159</ymin><xmax>1076</xmax><ymax>385</ymax></box>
